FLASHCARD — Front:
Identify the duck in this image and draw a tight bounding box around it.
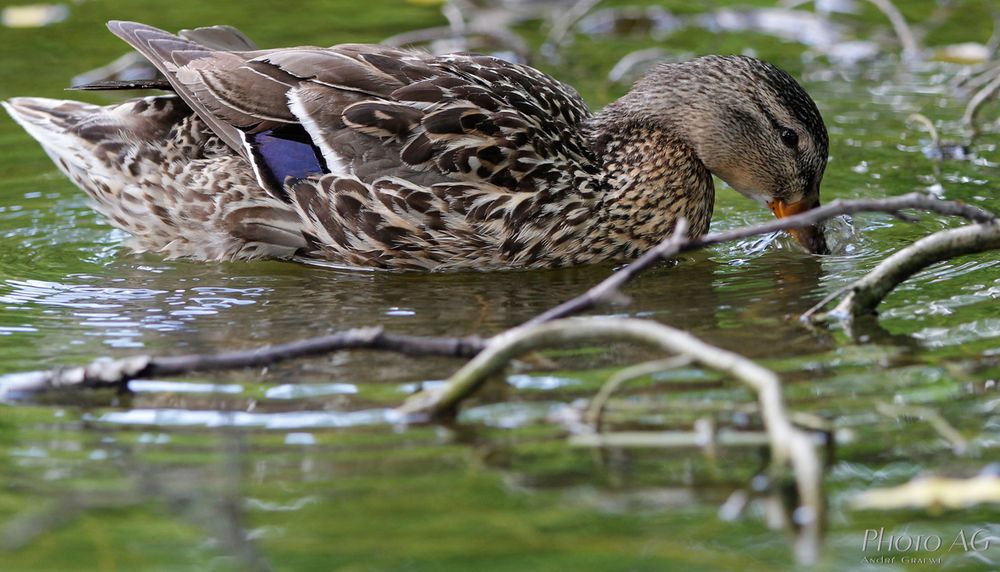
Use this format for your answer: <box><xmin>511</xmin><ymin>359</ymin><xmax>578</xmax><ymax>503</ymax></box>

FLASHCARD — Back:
<box><xmin>3</xmin><ymin>20</ymin><xmax>829</xmax><ymax>271</ymax></box>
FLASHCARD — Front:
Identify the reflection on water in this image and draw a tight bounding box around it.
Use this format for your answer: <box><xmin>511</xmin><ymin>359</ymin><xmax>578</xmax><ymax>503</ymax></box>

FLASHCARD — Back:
<box><xmin>129</xmin><ymin>380</ymin><xmax>246</xmax><ymax>394</ymax></box>
<box><xmin>91</xmin><ymin>407</ymin><xmax>401</xmax><ymax>428</ymax></box>
<box><xmin>0</xmin><ymin>277</ymin><xmax>267</xmax><ymax>347</ymax></box>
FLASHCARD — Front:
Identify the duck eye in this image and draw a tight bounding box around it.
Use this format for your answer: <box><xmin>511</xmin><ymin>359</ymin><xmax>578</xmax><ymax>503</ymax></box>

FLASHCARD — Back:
<box><xmin>780</xmin><ymin>128</ymin><xmax>799</xmax><ymax>149</ymax></box>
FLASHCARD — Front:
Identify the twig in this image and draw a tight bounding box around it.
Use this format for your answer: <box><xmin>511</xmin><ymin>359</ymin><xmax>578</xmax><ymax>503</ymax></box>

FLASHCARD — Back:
<box><xmin>569</xmin><ymin>430</ymin><xmax>771</xmax><ymax>448</ymax></box>
<box><xmin>953</xmin><ymin>62</ymin><xmax>1000</xmax><ymax>92</ymax></box>
<box><xmin>69</xmin><ymin>52</ymin><xmax>155</xmax><ymax>87</ymax></box>
<box><xmin>988</xmin><ymin>4</ymin><xmax>1000</xmax><ymax>60</ymax></box>
<box><xmin>540</xmin><ymin>0</ymin><xmax>602</xmax><ymax>61</ymax></box>
<box><xmin>530</xmin><ymin>194</ymin><xmax>993</xmax><ymax>326</ymax></box>
<box><xmin>825</xmin><ymin>222</ymin><xmax>1000</xmax><ymax>320</ymax></box>
<box><xmin>608</xmin><ymin>48</ymin><xmax>670</xmax><ymax>83</ymax></box>
<box><xmin>856</xmin><ymin>0</ymin><xmax>921</xmax><ymax>61</ymax></box>
<box><xmin>586</xmin><ymin>356</ymin><xmax>693</xmax><ymax>431</ymax></box>
<box><xmin>784</xmin><ymin>0</ymin><xmax>920</xmax><ymax>61</ymax></box>
<box><xmin>963</xmin><ymin>71</ymin><xmax>1000</xmax><ymax>138</ymax></box>
<box><xmin>0</xmin><ymin>328</ymin><xmax>484</xmax><ymax>400</ymax></box>
<box><xmin>397</xmin><ymin>316</ymin><xmax>824</xmax><ymax>563</ymax></box>
<box><xmin>800</xmin><ymin>283</ymin><xmax>854</xmax><ymax>323</ymax></box>
<box><xmin>524</xmin><ymin>218</ymin><xmax>689</xmax><ymax>326</ymax></box>
<box><xmin>906</xmin><ymin>113</ymin><xmax>940</xmax><ymax>148</ymax></box>
<box><xmin>382</xmin><ymin>26</ymin><xmax>459</xmax><ymax>47</ymax></box>
<box><xmin>876</xmin><ymin>402</ymin><xmax>968</xmax><ymax>454</ymax></box>
<box><xmin>381</xmin><ymin>26</ymin><xmax>530</xmax><ymax>60</ymax></box>
<box><xmin>442</xmin><ymin>0</ymin><xmax>467</xmax><ymax>35</ymax></box>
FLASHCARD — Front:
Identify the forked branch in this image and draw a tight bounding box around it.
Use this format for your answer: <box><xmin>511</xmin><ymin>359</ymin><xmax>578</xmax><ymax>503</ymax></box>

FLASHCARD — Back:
<box><xmin>805</xmin><ymin>221</ymin><xmax>1000</xmax><ymax>322</ymax></box>
<box><xmin>531</xmin><ymin>193</ymin><xmax>994</xmax><ymax>325</ymax></box>
<box><xmin>397</xmin><ymin>317</ymin><xmax>825</xmax><ymax>563</ymax></box>
<box><xmin>0</xmin><ymin>328</ymin><xmax>483</xmax><ymax>400</ymax></box>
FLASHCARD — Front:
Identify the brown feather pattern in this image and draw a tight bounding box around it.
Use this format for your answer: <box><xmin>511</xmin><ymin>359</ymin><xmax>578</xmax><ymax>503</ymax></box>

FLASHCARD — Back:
<box><xmin>4</xmin><ymin>20</ymin><xmax>830</xmax><ymax>270</ymax></box>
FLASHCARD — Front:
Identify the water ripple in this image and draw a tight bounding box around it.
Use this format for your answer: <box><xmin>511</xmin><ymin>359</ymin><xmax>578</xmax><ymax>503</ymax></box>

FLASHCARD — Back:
<box><xmin>911</xmin><ymin>319</ymin><xmax>1000</xmax><ymax>348</ymax></box>
<box><xmin>0</xmin><ymin>278</ymin><xmax>269</xmax><ymax>348</ymax></box>
<box><xmin>89</xmin><ymin>407</ymin><xmax>402</xmax><ymax>429</ymax></box>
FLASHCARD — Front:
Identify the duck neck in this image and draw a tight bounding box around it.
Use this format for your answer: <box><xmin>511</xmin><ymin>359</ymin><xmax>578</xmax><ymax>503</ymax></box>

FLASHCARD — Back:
<box><xmin>581</xmin><ymin>105</ymin><xmax>715</xmax><ymax>261</ymax></box>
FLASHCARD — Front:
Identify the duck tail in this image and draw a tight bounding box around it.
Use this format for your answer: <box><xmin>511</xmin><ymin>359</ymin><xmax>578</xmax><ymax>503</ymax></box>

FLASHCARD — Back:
<box><xmin>2</xmin><ymin>95</ymin><xmax>191</xmax><ymax>237</ymax></box>
<box><xmin>4</xmin><ymin>95</ymin><xmax>308</xmax><ymax>261</ymax></box>
<box><xmin>3</xmin><ymin>97</ymin><xmax>104</xmax><ymax>182</ymax></box>
<box><xmin>3</xmin><ymin>95</ymin><xmax>189</xmax><ymax>198</ymax></box>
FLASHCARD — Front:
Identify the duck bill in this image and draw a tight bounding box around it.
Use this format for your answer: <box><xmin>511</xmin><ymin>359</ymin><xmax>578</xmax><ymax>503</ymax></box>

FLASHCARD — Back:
<box><xmin>767</xmin><ymin>197</ymin><xmax>829</xmax><ymax>254</ymax></box>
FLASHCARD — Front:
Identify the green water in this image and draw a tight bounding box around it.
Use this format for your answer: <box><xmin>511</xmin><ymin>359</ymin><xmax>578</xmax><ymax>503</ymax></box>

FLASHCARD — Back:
<box><xmin>1</xmin><ymin>0</ymin><xmax>999</xmax><ymax>570</ymax></box>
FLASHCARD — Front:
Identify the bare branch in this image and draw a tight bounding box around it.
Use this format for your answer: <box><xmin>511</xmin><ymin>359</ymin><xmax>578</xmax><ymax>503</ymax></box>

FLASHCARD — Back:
<box><xmin>397</xmin><ymin>317</ymin><xmax>824</xmax><ymax>563</ymax></box>
<box><xmin>540</xmin><ymin>0</ymin><xmax>602</xmax><ymax>61</ymax></box>
<box><xmin>865</xmin><ymin>0</ymin><xmax>921</xmax><ymax>60</ymax></box>
<box><xmin>876</xmin><ymin>402</ymin><xmax>968</xmax><ymax>455</ymax></box>
<box><xmin>907</xmin><ymin>113</ymin><xmax>940</xmax><ymax>148</ymax></box>
<box><xmin>586</xmin><ymin>356</ymin><xmax>693</xmax><ymax>431</ymax></box>
<box><xmin>523</xmin><ymin>218</ymin><xmax>689</xmax><ymax>326</ymax></box>
<box><xmin>0</xmin><ymin>328</ymin><xmax>484</xmax><ymax>400</ymax></box>
<box><xmin>691</xmin><ymin>194</ymin><xmax>993</xmax><ymax>250</ymax></box>
<box><xmin>963</xmin><ymin>71</ymin><xmax>1000</xmax><ymax>138</ymax></box>
<box><xmin>817</xmin><ymin>222</ymin><xmax>1000</xmax><ymax>321</ymax></box>
<box><xmin>783</xmin><ymin>0</ymin><xmax>920</xmax><ymax>60</ymax></box>
<box><xmin>529</xmin><ymin>194</ymin><xmax>994</xmax><ymax>326</ymax></box>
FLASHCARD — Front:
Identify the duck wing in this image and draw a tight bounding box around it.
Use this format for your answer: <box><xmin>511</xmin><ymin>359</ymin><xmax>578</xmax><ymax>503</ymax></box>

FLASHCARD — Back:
<box><xmin>106</xmin><ymin>22</ymin><xmax>272</xmax><ymax>190</ymax></box>
<box><xmin>107</xmin><ymin>21</ymin><xmax>600</xmax><ymax>209</ymax></box>
<box><xmin>332</xmin><ymin>51</ymin><xmax>600</xmax><ymax>196</ymax></box>
<box><xmin>177</xmin><ymin>24</ymin><xmax>258</xmax><ymax>51</ymax></box>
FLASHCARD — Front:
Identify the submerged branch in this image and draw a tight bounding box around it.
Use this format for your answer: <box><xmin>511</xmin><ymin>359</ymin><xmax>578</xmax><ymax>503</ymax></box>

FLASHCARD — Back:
<box><xmin>0</xmin><ymin>328</ymin><xmax>484</xmax><ymax>400</ymax></box>
<box><xmin>876</xmin><ymin>402</ymin><xmax>969</xmax><ymax>454</ymax></box>
<box><xmin>963</xmin><ymin>71</ymin><xmax>1000</xmax><ymax>137</ymax></box>
<box><xmin>7</xmin><ymin>194</ymin><xmax>983</xmax><ymax>563</ymax></box>
<box><xmin>587</xmin><ymin>356</ymin><xmax>694</xmax><ymax>431</ymax></box>
<box><xmin>569</xmin><ymin>429</ymin><xmax>771</xmax><ymax>448</ymax></box>
<box><xmin>398</xmin><ymin>317</ymin><xmax>824</xmax><ymax>563</ymax></box>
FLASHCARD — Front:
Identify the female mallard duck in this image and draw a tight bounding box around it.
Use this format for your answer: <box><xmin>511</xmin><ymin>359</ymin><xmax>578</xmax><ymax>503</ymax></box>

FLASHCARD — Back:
<box><xmin>4</xmin><ymin>21</ymin><xmax>829</xmax><ymax>270</ymax></box>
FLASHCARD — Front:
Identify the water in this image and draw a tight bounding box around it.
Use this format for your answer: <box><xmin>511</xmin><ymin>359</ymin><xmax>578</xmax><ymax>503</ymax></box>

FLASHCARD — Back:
<box><xmin>1</xmin><ymin>1</ymin><xmax>999</xmax><ymax>570</ymax></box>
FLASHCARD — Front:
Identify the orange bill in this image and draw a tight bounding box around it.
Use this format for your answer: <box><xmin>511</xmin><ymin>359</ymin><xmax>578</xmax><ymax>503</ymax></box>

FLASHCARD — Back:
<box><xmin>767</xmin><ymin>198</ymin><xmax>829</xmax><ymax>254</ymax></box>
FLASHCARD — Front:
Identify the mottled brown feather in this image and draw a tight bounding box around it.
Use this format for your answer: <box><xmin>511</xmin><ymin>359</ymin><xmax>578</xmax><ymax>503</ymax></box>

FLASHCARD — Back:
<box><xmin>8</xmin><ymin>21</ymin><xmax>830</xmax><ymax>270</ymax></box>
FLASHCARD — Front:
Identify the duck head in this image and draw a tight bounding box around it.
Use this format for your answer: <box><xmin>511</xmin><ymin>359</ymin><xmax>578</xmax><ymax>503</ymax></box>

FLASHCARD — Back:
<box><xmin>622</xmin><ymin>55</ymin><xmax>830</xmax><ymax>254</ymax></box>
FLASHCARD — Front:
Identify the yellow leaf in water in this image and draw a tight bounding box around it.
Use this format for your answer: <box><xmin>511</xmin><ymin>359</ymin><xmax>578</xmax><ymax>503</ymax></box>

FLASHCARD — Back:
<box><xmin>1</xmin><ymin>4</ymin><xmax>68</xmax><ymax>28</ymax></box>
<box><xmin>852</xmin><ymin>474</ymin><xmax>1000</xmax><ymax>512</ymax></box>
<box><xmin>933</xmin><ymin>42</ymin><xmax>991</xmax><ymax>64</ymax></box>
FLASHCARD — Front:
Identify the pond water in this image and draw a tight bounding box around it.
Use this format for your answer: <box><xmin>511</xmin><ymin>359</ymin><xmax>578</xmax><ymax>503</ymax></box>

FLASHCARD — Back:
<box><xmin>0</xmin><ymin>1</ymin><xmax>998</xmax><ymax>570</ymax></box>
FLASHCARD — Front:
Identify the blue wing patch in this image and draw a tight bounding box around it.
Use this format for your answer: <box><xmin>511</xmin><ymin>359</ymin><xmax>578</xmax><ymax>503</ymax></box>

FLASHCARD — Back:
<box><xmin>249</xmin><ymin>125</ymin><xmax>327</xmax><ymax>194</ymax></box>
